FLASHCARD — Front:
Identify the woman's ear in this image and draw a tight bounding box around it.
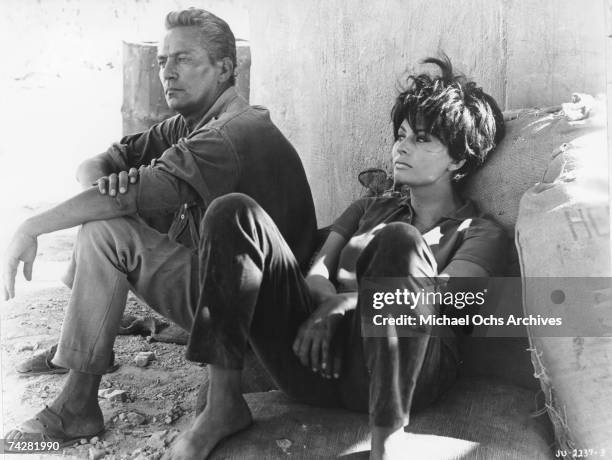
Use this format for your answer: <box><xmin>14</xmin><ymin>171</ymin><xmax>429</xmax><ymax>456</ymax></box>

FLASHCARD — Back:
<box><xmin>448</xmin><ymin>158</ymin><xmax>466</xmax><ymax>172</ymax></box>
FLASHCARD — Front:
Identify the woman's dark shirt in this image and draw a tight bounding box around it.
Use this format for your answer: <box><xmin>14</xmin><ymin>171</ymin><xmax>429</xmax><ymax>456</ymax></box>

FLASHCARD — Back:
<box><xmin>331</xmin><ymin>195</ymin><xmax>507</xmax><ymax>293</ymax></box>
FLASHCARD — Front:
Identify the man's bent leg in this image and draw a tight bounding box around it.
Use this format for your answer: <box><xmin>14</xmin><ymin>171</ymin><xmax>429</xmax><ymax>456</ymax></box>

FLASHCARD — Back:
<box><xmin>188</xmin><ymin>193</ymin><xmax>339</xmax><ymax>404</ymax></box>
<box><xmin>8</xmin><ymin>218</ymin><xmax>197</xmax><ymax>444</ymax></box>
<box><xmin>53</xmin><ymin>216</ymin><xmax>196</xmax><ymax>374</ymax></box>
<box><xmin>165</xmin><ymin>193</ymin><xmax>338</xmax><ymax>460</ymax></box>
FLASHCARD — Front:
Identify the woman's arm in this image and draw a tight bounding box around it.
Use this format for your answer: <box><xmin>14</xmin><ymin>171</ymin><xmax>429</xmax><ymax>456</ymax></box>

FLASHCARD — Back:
<box><xmin>436</xmin><ymin>259</ymin><xmax>493</xmax><ymax>319</ymax></box>
<box><xmin>294</xmin><ymin>231</ymin><xmax>357</xmax><ymax>377</ymax></box>
<box><xmin>304</xmin><ymin>231</ymin><xmax>359</xmax><ymax>317</ymax></box>
<box><xmin>305</xmin><ymin>231</ymin><xmax>346</xmax><ymax>303</ymax></box>
<box><xmin>439</xmin><ymin>259</ymin><xmax>490</xmax><ymax>279</ymax></box>
<box><xmin>437</xmin><ymin>218</ymin><xmax>507</xmax><ymax>299</ymax></box>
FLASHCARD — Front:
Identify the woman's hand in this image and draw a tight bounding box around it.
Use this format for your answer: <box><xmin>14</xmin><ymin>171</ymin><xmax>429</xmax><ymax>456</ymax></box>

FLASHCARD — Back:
<box><xmin>292</xmin><ymin>293</ymin><xmax>355</xmax><ymax>378</ymax></box>
<box><xmin>298</xmin><ymin>231</ymin><xmax>353</xmax><ymax>378</ymax></box>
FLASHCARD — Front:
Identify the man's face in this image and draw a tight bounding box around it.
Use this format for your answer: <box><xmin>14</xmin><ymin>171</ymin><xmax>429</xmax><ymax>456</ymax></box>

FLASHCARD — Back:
<box><xmin>157</xmin><ymin>26</ymin><xmax>223</xmax><ymax>116</ymax></box>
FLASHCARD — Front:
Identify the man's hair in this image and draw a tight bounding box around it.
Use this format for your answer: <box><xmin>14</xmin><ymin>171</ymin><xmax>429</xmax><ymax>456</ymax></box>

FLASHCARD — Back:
<box><xmin>165</xmin><ymin>8</ymin><xmax>236</xmax><ymax>85</ymax></box>
<box><xmin>391</xmin><ymin>55</ymin><xmax>505</xmax><ymax>182</ymax></box>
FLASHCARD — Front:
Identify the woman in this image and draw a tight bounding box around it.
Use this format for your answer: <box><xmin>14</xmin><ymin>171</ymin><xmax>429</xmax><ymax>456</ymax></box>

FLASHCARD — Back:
<box><xmin>167</xmin><ymin>56</ymin><xmax>507</xmax><ymax>460</ymax></box>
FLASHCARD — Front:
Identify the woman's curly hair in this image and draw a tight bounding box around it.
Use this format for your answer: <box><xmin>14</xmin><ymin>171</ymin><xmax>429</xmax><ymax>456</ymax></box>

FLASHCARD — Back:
<box><xmin>391</xmin><ymin>55</ymin><xmax>505</xmax><ymax>182</ymax></box>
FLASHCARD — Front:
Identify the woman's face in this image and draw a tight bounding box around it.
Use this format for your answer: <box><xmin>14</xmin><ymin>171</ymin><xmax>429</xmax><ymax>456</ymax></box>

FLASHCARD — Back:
<box><xmin>392</xmin><ymin>119</ymin><xmax>461</xmax><ymax>187</ymax></box>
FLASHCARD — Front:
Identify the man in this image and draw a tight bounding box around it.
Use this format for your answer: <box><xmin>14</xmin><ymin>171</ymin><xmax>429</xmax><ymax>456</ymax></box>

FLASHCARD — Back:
<box><xmin>2</xmin><ymin>7</ymin><xmax>317</xmax><ymax>453</ymax></box>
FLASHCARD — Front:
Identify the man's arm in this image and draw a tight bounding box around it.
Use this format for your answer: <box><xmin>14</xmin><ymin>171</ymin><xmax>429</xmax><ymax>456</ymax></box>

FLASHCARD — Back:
<box><xmin>22</xmin><ymin>187</ymin><xmax>138</xmax><ymax>237</ymax></box>
<box><xmin>76</xmin><ymin>118</ymin><xmax>178</xmax><ymax>190</ymax></box>
<box><xmin>3</xmin><ymin>165</ymin><xmax>199</xmax><ymax>300</ymax></box>
<box><xmin>34</xmin><ymin>162</ymin><xmax>199</xmax><ymax>236</ymax></box>
<box><xmin>2</xmin><ymin>187</ymin><xmax>136</xmax><ymax>300</ymax></box>
<box><xmin>75</xmin><ymin>152</ymin><xmax>120</xmax><ymax>188</ymax></box>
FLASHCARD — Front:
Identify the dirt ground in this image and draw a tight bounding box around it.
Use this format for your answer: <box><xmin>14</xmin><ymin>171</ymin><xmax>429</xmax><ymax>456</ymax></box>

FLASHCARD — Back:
<box><xmin>1</xmin><ymin>220</ymin><xmax>207</xmax><ymax>460</ymax></box>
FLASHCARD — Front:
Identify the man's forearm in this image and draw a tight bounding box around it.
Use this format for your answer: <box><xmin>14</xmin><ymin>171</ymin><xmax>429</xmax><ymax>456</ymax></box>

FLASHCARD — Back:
<box><xmin>75</xmin><ymin>154</ymin><xmax>119</xmax><ymax>187</ymax></box>
<box><xmin>20</xmin><ymin>187</ymin><xmax>137</xmax><ymax>238</ymax></box>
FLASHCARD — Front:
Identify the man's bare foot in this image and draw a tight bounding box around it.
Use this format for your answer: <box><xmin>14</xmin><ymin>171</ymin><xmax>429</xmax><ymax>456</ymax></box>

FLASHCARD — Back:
<box><xmin>163</xmin><ymin>392</ymin><xmax>252</xmax><ymax>460</ymax></box>
<box><xmin>370</xmin><ymin>425</ymin><xmax>406</xmax><ymax>460</ymax></box>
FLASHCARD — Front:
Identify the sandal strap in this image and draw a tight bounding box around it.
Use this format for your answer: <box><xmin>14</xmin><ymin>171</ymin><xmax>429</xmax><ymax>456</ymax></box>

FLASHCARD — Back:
<box><xmin>34</xmin><ymin>406</ymin><xmax>67</xmax><ymax>440</ymax></box>
<box><xmin>44</xmin><ymin>345</ymin><xmax>62</xmax><ymax>369</ymax></box>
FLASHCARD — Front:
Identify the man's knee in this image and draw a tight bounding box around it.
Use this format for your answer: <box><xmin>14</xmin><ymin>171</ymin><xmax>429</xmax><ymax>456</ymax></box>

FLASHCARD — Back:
<box><xmin>201</xmin><ymin>193</ymin><xmax>264</xmax><ymax>232</ymax></box>
<box><xmin>77</xmin><ymin>217</ymin><xmax>138</xmax><ymax>254</ymax></box>
<box><xmin>207</xmin><ymin>193</ymin><xmax>259</xmax><ymax>215</ymax></box>
<box><xmin>79</xmin><ymin>219</ymin><xmax>116</xmax><ymax>246</ymax></box>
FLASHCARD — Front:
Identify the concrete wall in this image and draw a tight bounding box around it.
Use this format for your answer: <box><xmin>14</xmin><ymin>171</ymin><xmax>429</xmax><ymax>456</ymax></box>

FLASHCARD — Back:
<box><xmin>1</xmin><ymin>0</ymin><xmax>248</xmax><ymax>207</ymax></box>
<box><xmin>248</xmin><ymin>0</ymin><xmax>607</xmax><ymax>226</ymax></box>
<box><xmin>607</xmin><ymin>0</ymin><xmax>612</xmax><ymax>268</ymax></box>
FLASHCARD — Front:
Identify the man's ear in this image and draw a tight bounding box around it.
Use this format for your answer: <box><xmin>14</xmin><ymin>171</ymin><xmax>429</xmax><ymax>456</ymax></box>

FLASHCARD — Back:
<box><xmin>448</xmin><ymin>158</ymin><xmax>466</xmax><ymax>172</ymax></box>
<box><xmin>217</xmin><ymin>57</ymin><xmax>234</xmax><ymax>84</ymax></box>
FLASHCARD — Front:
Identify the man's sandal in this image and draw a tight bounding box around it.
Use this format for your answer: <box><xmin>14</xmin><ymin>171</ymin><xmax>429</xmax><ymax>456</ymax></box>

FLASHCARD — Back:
<box><xmin>4</xmin><ymin>406</ymin><xmax>104</xmax><ymax>450</ymax></box>
<box><xmin>16</xmin><ymin>345</ymin><xmax>119</xmax><ymax>376</ymax></box>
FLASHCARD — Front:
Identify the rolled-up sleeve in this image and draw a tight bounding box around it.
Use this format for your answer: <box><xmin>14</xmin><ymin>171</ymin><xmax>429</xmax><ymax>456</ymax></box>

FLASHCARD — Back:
<box><xmin>109</xmin><ymin>120</ymin><xmax>239</xmax><ymax>217</ymax></box>
<box><xmin>106</xmin><ymin>166</ymin><xmax>197</xmax><ymax>217</ymax></box>
<box><xmin>119</xmin><ymin>117</ymin><xmax>179</xmax><ymax>167</ymax></box>
<box><xmin>450</xmin><ymin>219</ymin><xmax>508</xmax><ymax>276</ymax></box>
<box><xmin>118</xmin><ymin>127</ymin><xmax>238</xmax><ymax>213</ymax></box>
<box><xmin>331</xmin><ymin>199</ymin><xmax>368</xmax><ymax>239</ymax></box>
<box><xmin>98</xmin><ymin>143</ymin><xmax>130</xmax><ymax>172</ymax></box>
<box><xmin>149</xmin><ymin>128</ymin><xmax>239</xmax><ymax>207</ymax></box>
<box><xmin>135</xmin><ymin>166</ymin><xmax>200</xmax><ymax>213</ymax></box>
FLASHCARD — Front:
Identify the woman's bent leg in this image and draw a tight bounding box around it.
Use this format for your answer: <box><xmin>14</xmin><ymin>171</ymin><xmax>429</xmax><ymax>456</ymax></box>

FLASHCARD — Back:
<box><xmin>354</xmin><ymin>223</ymin><xmax>459</xmax><ymax>456</ymax></box>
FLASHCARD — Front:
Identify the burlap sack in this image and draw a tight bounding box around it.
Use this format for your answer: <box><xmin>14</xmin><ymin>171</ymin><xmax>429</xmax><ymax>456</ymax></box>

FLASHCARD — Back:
<box><xmin>515</xmin><ymin>109</ymin><xmax>611</xmax><ymax>453</ymax></box>
<box><xmin>464</xmin><ymin>109</ymin><xmax>603</xmax><ymax>235</ymax></box>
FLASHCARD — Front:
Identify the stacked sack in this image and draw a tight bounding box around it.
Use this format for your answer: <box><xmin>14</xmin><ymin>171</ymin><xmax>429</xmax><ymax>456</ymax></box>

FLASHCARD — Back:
<box><xmin>515</xmin><ymin>94</ymin><xmax>611</xmax><ymax>455</ymax></box>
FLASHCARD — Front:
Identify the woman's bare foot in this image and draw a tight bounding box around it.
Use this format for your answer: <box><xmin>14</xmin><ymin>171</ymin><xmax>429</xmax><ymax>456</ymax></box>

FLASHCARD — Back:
<box><xmin>163</xmin><ymin>390</ymin><xmax>252</xmax><ymax>460</ymax></box>
<box><xmin>370</xmin><ymin>425</ymin><xmax>406</xmax><ymax>460</ymax></box>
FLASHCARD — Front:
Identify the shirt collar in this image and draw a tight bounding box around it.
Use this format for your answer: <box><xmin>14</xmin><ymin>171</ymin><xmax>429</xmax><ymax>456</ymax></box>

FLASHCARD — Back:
<box><xmin>442</xmin><ymin>199</ymin><xmax>478</xmax><ymax>221</ymax></box>
<box><xmin>396</xmin><ymin>194</ymin><xmax>477</xmax><ymax>221</ymax></box>
<box><xmin>192</xmin><ymin>86</ymin><xmax>243</xmax><ymax>130</ymax></box>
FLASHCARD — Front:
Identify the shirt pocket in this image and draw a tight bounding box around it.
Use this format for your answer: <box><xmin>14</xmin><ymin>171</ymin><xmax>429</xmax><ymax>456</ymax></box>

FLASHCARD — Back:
<box><xmin>168</xmin><ymin>202</ymin><xmax>202</xmax><ymax>249</ymax></box>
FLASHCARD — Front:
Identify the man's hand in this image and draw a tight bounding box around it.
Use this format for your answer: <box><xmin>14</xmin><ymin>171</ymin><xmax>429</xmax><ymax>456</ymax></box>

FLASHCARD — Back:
<box><xmin>95</xmin><ymin>168</ymin><xmax>139</xmax><ymax>196</ymax></box>
<box><xmin>292</xmin><ymin>295</ymin><xmax>347</xmax><ymax>378</ymax></box>
<box><xmin>2</xmin><ymin>230</ymin><xmax>38</xmax><ymax>300</ymax></box>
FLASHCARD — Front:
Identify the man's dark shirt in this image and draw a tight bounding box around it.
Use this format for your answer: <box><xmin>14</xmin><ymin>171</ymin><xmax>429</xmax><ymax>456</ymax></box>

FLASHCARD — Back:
<box><xmin>103</xmin><ymin>87</ymin><xmax>317</xmax><ymax>271</ymax></box>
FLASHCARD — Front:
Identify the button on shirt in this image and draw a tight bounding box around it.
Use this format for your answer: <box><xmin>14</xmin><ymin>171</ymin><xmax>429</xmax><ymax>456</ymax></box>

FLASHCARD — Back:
<box><xmin>102</xmin><ymin>87</ymin><xmax>318</xmax><ymax>271</ymax></box>
<box><xmin>331</xmin><ymin>195</ymin><xmax>508</xmax><ymax>293</ymax></box>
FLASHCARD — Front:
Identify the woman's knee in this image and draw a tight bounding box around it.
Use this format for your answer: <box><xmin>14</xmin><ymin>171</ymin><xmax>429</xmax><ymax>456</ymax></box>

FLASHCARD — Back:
<box><xmin>356</xmin><ymin>222</ymin><xmax>435</xmax><ymax>280</ymax></box>
<box><xmin>358</xmin><ymin>222</ymin><xmax>422</xmax><ymax>265</ymax></box>
<box><xmin>374</xmin><ymin>222</ymin><xmax>422</xmax><ymax>250</ymax></box>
